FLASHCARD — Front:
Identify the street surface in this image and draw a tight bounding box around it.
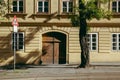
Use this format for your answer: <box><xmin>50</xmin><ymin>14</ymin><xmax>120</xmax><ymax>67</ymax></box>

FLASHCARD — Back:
<box><xmin>0</xmin><ymin>65</ymin><xmax>120</xmax><ymax>80</ymax></box>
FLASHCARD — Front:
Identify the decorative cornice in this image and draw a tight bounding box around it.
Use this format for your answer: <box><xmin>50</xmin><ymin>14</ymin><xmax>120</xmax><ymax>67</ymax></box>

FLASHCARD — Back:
<box><xmin>88</xmin><ymin>23</ymin><xmax>120</xmax><ymax>27</ymax></box>
<box><xmin>0</xmin><ymin>22</ymin><xmax>120</xmax><ymax>27</ymax></box>
<box><xmin>0</xmin><ymin>22</ymin><xmax>72</xmax><ymax>27</ymax></box>
<box><xmin>6</xmin><ymin>13</ymin><xmax>28</xmax><ymax>19</ymax></box>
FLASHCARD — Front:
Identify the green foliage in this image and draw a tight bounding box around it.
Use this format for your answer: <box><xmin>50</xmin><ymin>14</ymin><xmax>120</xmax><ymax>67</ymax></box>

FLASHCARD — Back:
<box><xmin>0</xmin><ymin>0</ymin><xmax>7</xmax><ymax>19</ymax></box>
<box><xmin>70</xmin><ymin>14</ymin><xmax>80</xmax><ymax>26</ymax></box>
<box><xmin>70</xmin><ymin>0</ymin><xmax>112</xmax><ymax>27</ymax></box>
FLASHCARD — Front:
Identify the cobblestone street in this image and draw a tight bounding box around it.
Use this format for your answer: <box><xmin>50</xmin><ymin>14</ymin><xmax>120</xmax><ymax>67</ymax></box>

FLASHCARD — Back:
<box><xmin>0</xmin><ymin>65</ymin><xmax>120</xmax><ymax>80</ymax></box>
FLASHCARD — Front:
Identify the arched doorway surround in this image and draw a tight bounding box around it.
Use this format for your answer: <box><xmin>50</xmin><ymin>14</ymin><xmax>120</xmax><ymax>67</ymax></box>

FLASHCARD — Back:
<box><xmin>41</xmin><ymin>31</ymin><xmax>67</xmax><ymax>64</ymax></box>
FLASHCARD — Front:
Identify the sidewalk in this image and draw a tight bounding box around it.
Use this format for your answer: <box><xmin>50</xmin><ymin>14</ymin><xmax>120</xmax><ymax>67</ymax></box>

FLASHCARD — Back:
<box><xmin>90</xmin><ymin>62</ymin><xmax>120</xmax><ymax>66</ymax></box>
<box><xmin>0</xmin><ymin>64</ymin><xmax>120</xmax><ymax>80</ymax></box>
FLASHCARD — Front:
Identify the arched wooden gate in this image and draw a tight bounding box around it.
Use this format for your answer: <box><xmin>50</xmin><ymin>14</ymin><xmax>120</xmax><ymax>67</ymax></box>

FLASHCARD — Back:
<box><xmin>41</xmin><ymin>32</ymin><xmax>66</xmax><ymax>64</ymax></box>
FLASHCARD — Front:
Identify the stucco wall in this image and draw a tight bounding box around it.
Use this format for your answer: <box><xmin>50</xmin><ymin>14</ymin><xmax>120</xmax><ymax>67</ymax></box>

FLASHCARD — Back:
<box><xmin>68</xmin><ymin>26</ymin><xmax>120</xmax><ymax>64</ymax></box>
<box><xmin>0</xmin><ymin>25</ymin><xmax>120</xmax><ymax>66</ymax></box>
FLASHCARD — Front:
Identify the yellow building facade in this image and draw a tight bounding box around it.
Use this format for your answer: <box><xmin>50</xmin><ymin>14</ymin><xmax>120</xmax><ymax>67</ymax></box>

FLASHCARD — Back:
<box><xmin>0</xmin><ymin>0</ymin><xmax>120</xmax><ymax>66</ymax></box>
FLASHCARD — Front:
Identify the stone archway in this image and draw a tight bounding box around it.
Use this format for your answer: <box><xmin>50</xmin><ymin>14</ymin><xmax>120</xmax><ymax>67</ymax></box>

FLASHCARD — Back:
<box><xmin>41</xmin><ymin>32</ymin><xmax>66</xmax><ymax>64</ymax></box>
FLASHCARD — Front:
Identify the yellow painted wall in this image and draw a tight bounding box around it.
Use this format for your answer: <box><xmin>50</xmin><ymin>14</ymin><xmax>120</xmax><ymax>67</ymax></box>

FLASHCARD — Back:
<box><xmin>0</xmin><ymin>26</ymin><xmax>120</xmax><ymax>66</ymax></box>
<box><xmin>0</xmin><ymin>26</ymin><xmax>42</xmax><ymax>66</ymax></box>
<box><xmin>68</xmin><ymin>26</ymin><xmax>120</xmax><ymax>64</ymax></box>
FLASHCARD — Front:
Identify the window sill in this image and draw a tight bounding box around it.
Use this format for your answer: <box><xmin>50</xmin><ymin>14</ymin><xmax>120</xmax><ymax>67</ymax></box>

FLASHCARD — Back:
<box><xmin>90</xmin><ymin>50</ymin><xmax>98</xmax><ymax>53</ymax></box>
<box><xmin>32</xmin><ymin>13</ymin><xmax>51</xmax><ymax>17</ymax></box>
<box><xmin>31</xmin><ymin>12</ymin><xmax>57</xmax><ymax>19</ymax></box>
<box><xmin>6</xmin><ymin>13</ymin><xmax>27</xmax><ymax>19</ymax></box>
<box><xmin>31</xmin><ymin>12</ymin><xmax>73</xmax><ymax>19</ymax></box>
<box><xmin>111</xmin><ymin>50</ymin><xmax>120</xmax><ymax>52</ymax></box>
<box><xmin>31</xmin><ymin>13</ymin><xmax>50</xmax><ymax>19</ymax></box>
<box><xmin>57</xmin><ymin>13</ymin><xmax>74</xmax><ymax>18</ymax></box>
<box><xmin>112</xmin><ymin>13</ymin><xmax>120</xmax><ymax>18</ymax></box>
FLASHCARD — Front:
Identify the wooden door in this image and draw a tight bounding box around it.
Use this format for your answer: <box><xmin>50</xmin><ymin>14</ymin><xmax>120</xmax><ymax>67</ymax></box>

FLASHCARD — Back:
<box><xmin>41</xmin><ymin>37</ymin><xmax>60</xmax><ymax>64</ymax></box>
<box><xmin>42</xmin><ymin>32</ymin><xmax>66</xmax><ymax>64</ymax></box>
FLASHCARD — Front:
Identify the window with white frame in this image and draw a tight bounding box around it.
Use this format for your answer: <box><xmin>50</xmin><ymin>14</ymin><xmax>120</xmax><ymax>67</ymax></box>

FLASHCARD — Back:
<box><xmin>87</xmin><ymin>33</ymin><xmax>98</xmax><ymax>51</ymax></box>
<box><xmin>12</xmin><ymin>0</ymin><xmax>23</xmax><ymax>13</ymax></box>
<box><xmin>112</xmin><ymin>0</ymin><xmax>120</xmax><ymax>13</ymax></box>
<box><xmin>12</xmin><ymin>32</ymin><xmax>24</xmax><ymax>51</ymax></box>
<box><xmin>37</xmin><ymin>0</ymin><xmax>49</xmax><ymax>13</ymax></box>
<box><xmin>62</xmin><ymin>0</ymin><xmax>73</xmax><ymax>13</ymax></box>
<box><xmin>112</xmin><ymin>33</ymin><xmax>120</xmax><ymax>51</ymax></box>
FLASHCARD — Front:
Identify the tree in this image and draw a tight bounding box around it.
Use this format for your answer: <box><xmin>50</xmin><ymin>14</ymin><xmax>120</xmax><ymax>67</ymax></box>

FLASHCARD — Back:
<box><xmin>70</xmin><ymin>0</ymin><xmax>111</xmax><ymax>68</ymax></box>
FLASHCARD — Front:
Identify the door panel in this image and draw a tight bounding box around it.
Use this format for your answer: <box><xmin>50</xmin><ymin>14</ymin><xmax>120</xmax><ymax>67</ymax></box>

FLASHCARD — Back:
<box><xmin>53</xmin><ymin>43</ymin><xmax>59</xmax><ymax>64</ymax></box>
<box><xmin>42</xmin><ymin>42</ymin><xmax>53</xmax><ymax>64</ymax></box>
<box><xmin>42</xmin><ymin>42</ymin><xmax>59</xmax><ymax>64</ymax></box>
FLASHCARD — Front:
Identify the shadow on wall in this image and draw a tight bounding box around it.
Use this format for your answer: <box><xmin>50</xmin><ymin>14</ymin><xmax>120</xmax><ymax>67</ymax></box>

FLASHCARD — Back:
<box><xmin>0</xmin><ymin>33</ymin><xmax>11</xmax><ymax>66</ymax></box>
<box><xmin>0</xmin><ymin>49</ymin><xmax>41</xmax><ymax>66</ymax></box>
<box><xmin>0</xmin><ymin>27</ymin><xmax>42</xmax><ymax>66</ymax></box>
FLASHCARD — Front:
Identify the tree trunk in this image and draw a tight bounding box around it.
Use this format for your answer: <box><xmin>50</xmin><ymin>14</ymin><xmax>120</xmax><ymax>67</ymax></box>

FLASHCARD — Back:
<box><xmin>77</xmin><ymin>0</ymin><xmax>89</xmax><ymax>68</ymax></box>
<box><xmin>79</xmin><ymin>19</ymin><xmax>89</xmax><ymax>68</ymax></box>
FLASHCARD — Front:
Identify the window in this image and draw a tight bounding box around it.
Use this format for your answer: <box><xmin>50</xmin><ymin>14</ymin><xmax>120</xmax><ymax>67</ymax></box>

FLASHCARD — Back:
<box><xmin>87</xmin><ymin>33</ymin><xmax>98</xmax><ymax>51</ymax></box>
<box><xmin>12</xmin><ymin>32</ymin><xmax>24</xmax><ymax>51</ymax></box>
<box><xmin>112</xmin><ymin>0</ymin><xmax>120</xmax><ymax>13</ymax></box>
<box><xmin>12</xmin><ymin>0</ymin><xmax>23</xmax><ymax>13</ymax></box>
<box><xmin>37</xmin><ymin>0</ymin><xmax>49</xmax><ymax>13</ymax></box>
<box><xmin>112</xmin><ymin>33</ymin><xmax>120</xmax><ymax>51</ymax></box>
<box><xmin>62</xmin><ymin>0</ymin><xmax>73</xmax><ymax>13</ymax></box>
